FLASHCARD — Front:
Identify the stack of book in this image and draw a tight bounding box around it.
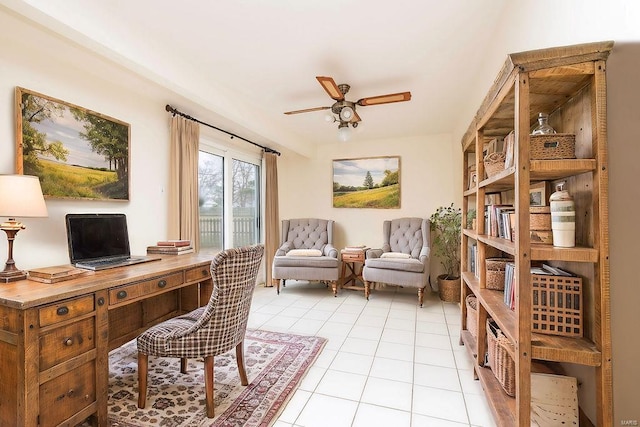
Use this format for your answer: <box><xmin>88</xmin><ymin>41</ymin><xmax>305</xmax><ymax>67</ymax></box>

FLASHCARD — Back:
<box><xmin>147</xmin><ymin>240</ymin><xmax>194</xmax><ymax>255</ymax></box>
<box><xmin>503</xmin><ymin>263</ymin><xmax>576</xmax><ymax>310</ymax></box>
<box><xmin>28</xmin><ymin>265</ymin><xmax>89</xmax><ymax>283</ymax></box>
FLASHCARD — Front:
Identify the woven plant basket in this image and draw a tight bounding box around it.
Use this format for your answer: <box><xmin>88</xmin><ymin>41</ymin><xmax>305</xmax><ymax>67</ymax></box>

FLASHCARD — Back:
<box><xmin>486</xmin><ymin>257</ymin><xmax>512</xmax><ymax>290</ymax></box>
<box><xmin>484</xmin><ymin>152</ymin><xmax>506</xmax><ymax>177</ymax></box>
<box><xmin>487</xmin><ymin>319</ymin><xmax>516</xmax><ymax>397</ymax></box>
<box><xmin>530</xmin><ymin>206</ymin><xmax>551</xmax><ymax>230</ymax></box>
<box><xmin>530</xmin><ymin>133</ymin><xmax>575</xmax><ymax>159</ymax></box>
<box><xmin>438</xmin><ymin>275</ymin><xmax>461</xmax><ymax>303</ymax></box>
<box><xmin>465</xmin><ymin>294</ymin><xmax>478</xmax><ymax>339</ymax></box>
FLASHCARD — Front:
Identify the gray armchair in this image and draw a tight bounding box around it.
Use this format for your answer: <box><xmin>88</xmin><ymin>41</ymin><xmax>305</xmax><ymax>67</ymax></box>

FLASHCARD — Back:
<box><xmin>271</xmin><ymin>218</ymin><xmax>340</xmax><ymax>296</ymax></box>
<box><xmin>362</xmin><ymin>217</ymin><xmax>431</xmax><ymax>306</ymax></box>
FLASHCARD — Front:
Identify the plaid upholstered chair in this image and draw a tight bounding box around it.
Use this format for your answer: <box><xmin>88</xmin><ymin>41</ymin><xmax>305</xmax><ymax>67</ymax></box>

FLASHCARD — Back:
<box><xmin>362</xmin><ymin>218</ymin><xmax>431</xmax><ymax>306</ymax></box>
<box><xmin>136</xmin><ymin>244</ymin><xmax>264</xmax><ymax>418</ymax></box>
<box><xmin>271</xmin><ymin>218</ymin><xmax>340</xmax><ymax>296</ymax></box>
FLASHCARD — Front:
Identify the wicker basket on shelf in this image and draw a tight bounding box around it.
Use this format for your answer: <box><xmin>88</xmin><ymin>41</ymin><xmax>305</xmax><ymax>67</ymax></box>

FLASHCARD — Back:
<box><xmin>465</xmin><ymin>294</ymin><xmax>478</xmax><ymax>339</ymax></box>
<box><xmin>484</xmin><ymin>152</ymin><xmax>506</xmax><ymax>177</ymax></box>
<box><xmin>530</xmin><ymin>133</ymin><xmax>575</xmax><ymax>159</ymax></box>
<box><xmin>487</xmin><ymin>319</ymin><xmax>516</xmax><ymax>397</ymax></box>
<box><xmin>486</xmin><ymin>257</ymin><xmax>512</xmax><ymax>290</ymax></box>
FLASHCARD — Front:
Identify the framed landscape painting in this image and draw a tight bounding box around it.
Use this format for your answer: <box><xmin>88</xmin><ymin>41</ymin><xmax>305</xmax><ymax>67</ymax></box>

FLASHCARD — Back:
<box><xmin>332</xmin><ymin>156</ymin><xmax>400</xmax><ymax>208</ymax></box>
<box><xmin>15</xmin><ymin>87</ymin><xmax>130</xmax><ymax>201</ymax></box>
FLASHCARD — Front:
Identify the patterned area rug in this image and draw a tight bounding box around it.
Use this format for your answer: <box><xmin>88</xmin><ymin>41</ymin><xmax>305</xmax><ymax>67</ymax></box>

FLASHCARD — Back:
<box><xmin>106</xmin><ymin>329</ymin><xmax>326</xmax><ymax>427</ymax></box>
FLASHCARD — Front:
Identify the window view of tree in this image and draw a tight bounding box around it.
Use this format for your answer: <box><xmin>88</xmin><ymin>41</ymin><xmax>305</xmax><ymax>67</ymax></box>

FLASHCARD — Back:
<box><xmin>198</xmin><ymin>152</ymin><xmax>224</xmax><ymax>250</ymax></box>
<box><xmin>198</xmin><ymin>153</ymin><xmax>260</xmax><ymax>251</ymax></box>
<box><xmin>232</xmin><ymin>159</ymin><xmax>259</xmax><ymax>248</ymax></box>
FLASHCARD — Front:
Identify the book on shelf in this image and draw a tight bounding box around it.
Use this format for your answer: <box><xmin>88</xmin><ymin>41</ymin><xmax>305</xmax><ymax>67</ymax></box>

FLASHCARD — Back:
<box><xmin>28</xmin><ymin>266</ymin><xmax>89</xmax><ymax>283</ymax></box>
<box><xmin>156</xmin><ymin>239</ymin><xmax>191</xmax><ymax>247</ymax></box>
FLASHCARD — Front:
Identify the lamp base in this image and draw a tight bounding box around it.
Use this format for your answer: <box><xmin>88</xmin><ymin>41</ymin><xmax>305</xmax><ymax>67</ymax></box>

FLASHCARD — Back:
<box><xmin>0</xmin><ymin>269</ymin><xmax>27</xmax><ymax>283</ymax></box>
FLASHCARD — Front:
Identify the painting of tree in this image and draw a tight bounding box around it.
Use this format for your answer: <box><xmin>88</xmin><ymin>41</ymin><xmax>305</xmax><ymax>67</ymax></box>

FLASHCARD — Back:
<box><xmin>15</xmin><ymin>87</ymin><xmax>130</xmax><ymax>200</ymax></box>
<box><xmin>332</xmin><ymin>156</ymin><xmax>400</xmax><ymax>208</ymax></box>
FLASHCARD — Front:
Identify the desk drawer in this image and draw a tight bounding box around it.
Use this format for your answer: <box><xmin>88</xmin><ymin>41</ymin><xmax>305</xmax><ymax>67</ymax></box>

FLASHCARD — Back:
<box><xmin>39</xmin><ymin>295</ymin><xmax>95</xmax><ymax>327</ymax></box>
<box><xmin>39</xmin><ymin>316</ymin><xmax>95</xmax><ymax>371</ymax></box>
<box><xmin>39</xmin><ymin>359</ymin><xmax>96</xmax><ymax>427</ymax></box>
<box><xmin>109</xmin><ymin>272</ymin><xmax>184</xmax><ymax>305</ymax></box>
<box><xmin>185</xmin><ymin>265</ymin><xmax>210</xmax><ymax>282</ymax></box>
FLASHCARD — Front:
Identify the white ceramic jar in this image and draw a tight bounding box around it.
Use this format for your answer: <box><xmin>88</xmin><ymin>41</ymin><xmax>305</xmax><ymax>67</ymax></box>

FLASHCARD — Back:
<box><xmin>549</xmin><ymin>182</ymin><xmax>575</xmax><ymax>247</ymax></box>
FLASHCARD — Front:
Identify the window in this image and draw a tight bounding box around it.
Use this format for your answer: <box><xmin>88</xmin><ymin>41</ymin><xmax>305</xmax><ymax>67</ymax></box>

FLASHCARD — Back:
<box><xmin>198</xmin><ymin>143</ymin><xmax>261</xmax><ymax>252</ymax></box>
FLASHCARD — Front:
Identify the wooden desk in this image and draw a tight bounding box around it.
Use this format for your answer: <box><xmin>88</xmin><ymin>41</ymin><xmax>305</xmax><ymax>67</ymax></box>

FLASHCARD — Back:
<box><xmin>0</xmin><ymin>254</ymin><xmax>214</xmax><ymax>427</ymax></box>
<box><xmin>339</xmin><ymin>248</ymin><xmax>368</xmax><ymax>292</ymax></box>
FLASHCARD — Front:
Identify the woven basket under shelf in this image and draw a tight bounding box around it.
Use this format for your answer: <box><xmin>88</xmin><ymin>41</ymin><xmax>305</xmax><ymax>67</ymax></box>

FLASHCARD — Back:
<box><xmin>487</xmin><ymin>319</ymin><xmax>516</xmax><ymax>397</ymax></box>
<box><xmin>465</xmin><ymin>295</ymin><xmax>478</xmax><ymax>339</ymax></box>
<box><xmin>486</xmin><ymin>257</ymin><xmax>512</xmax><ymax>290</ymax></box>
<box><xmin>484</xmin><ymin>152</ymin><xmax>506</xmax><ymax>177</ymax></box>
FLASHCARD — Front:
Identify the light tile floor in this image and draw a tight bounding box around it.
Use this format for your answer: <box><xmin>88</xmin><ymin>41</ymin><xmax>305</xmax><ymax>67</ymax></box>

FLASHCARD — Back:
<box><xmin>247</xmin><ymin>281</ymin><xmax>496</xmax><ymax>427</ymax></box>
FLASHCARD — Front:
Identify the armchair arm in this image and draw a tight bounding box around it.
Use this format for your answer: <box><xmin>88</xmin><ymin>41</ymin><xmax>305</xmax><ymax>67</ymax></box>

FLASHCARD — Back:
<box><xmin>324</xmin><ymin>243</ymin><xmax>338</xmax><ymax>258</ymax></box>
<box><xmin>366</xmin><ymin>248</ymin><xmax>384</xmax><ymax>259</ymax></box>
<box><xmin>419</xmin><ymin>246</ymin><xmax>430</xmax><ymax>264</ymax></box>
<box><xmin>275</xmin><ymin>242</ymin><xmax>292</xmax><ymax>256</ymax></box>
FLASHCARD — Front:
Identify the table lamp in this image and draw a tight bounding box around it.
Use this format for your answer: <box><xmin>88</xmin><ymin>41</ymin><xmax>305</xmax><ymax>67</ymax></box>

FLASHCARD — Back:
<box><xmin>0</xmin><ymin>174</ymin><xmax>48</xmax><ymax>282</ymax></box>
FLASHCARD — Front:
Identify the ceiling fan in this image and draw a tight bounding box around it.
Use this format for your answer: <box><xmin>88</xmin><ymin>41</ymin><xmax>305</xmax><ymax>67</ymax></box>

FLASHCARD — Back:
<box><xmin>285</xmin><ymin>76</ymin><xmax>411</xmax><ymax>140</ymax></box>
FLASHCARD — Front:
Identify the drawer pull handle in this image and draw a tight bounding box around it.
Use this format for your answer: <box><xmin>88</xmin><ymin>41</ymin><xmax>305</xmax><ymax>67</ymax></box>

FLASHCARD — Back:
<box><xmin>202</xmin><ymin>269</ymin><xmax>208</xmax><ymax>276</ymax></box>
<box><xmin>97</xmin><ymin>297</ymin><xmax>105</xmax><ymax>306</ymax></box>
<box><xmin>64</xmin><ymin>338</ymin><xmax>73</xmax><ymax>346</ymax></box>
<box><xmin>67</xmin><ymin>389</ymin><xmax>75</xmax><ymax>397</ymax></box>
<box><xmin>56</xmin><ymin>306</ymin><xmax>69</xmax><ymax>316</ymax></box>
<box><xmin>117</xmin><ymin>290</ymin><xmax>128</xmax><ymax>299</ymax></box>
<box><xmin>157</xmin><ymin>279</ymin><xmax>167</xmax><ymax>288</ymax></box>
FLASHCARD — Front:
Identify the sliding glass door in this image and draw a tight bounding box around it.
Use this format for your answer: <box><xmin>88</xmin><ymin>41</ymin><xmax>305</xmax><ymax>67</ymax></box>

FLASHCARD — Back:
<box><xmin>198</xmin><ymin>148</ymin><xmax>260</xmax><ymax>252</ymax></box>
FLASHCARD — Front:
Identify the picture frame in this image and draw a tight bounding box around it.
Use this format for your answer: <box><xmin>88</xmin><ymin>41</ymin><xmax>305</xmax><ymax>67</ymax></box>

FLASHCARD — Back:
<box><xmin>332</xmin><ymin>156</ymin><xmax>400</xmax><ymax>208</ymax></box>
<box><xmin>529</xmin><ymin>181</ymin><xmax>549</xmax><ymax>207</ymax></box>
<box><xmin>15</xmin><ymin>87</ymin><xmax>130</xmax><ymax>201</ymax></box>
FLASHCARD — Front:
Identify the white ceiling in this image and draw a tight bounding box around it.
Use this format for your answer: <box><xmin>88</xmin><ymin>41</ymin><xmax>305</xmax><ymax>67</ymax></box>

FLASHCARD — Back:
<box><xmin>5</xmin><ymin>0</ymin><xmax>510</xmax><ymax>155</ymax></box>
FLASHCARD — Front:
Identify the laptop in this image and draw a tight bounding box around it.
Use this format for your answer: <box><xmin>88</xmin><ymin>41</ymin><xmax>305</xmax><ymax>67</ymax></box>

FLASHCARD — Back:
<box><xmin>66</xmin><ymin>213</ymin><xmax>158</xmax><ymax>271</ymax></box>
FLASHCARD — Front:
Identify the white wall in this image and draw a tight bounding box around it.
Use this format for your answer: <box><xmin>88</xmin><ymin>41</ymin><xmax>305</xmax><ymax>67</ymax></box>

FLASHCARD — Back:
<box><xmin>0</xmin><ymin>10</ymin><xmax>172</xmax><ymax>269</ymax></box>
<box><xmin>277</xmin><ymin>133</ymin><xmax>458</xmax><ymax>281</ymax></box>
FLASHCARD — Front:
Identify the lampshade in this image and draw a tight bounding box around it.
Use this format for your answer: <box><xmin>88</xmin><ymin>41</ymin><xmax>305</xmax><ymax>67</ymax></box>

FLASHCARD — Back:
<box><xmin>0</xmin><ymin>174</ymin><xmax>48</xmax><ymax>218</ymax></box>
<box><xmin>337</xmin><ymin>124</ymin><xmax>352</xmax><ymax>142</ymax></box>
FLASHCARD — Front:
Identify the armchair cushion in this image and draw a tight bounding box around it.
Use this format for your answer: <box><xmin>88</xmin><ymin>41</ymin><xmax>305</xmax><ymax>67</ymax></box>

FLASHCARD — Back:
<box><xmin>364</xmin><ymin>257</ymin><xmax>425</xmax><ymax>273</ymax></box>
<box><xmin>287</xmin><ymin>249</ymin><xmax>322</xmax><ymax>257</ymax></box>
<box><xmin>380</xmin><ymin>252</ymin><xmax>411</xmax><ymax>259</ymax></box>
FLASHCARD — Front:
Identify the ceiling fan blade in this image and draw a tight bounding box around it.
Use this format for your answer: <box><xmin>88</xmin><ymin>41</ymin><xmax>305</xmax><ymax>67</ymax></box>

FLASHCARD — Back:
<box><xmin>316</xmin><ymin>76</ymin><xmax>344</xmax><ymax>101</ymax></box>
<box><xmin>284</xmin><ymin>106</ymin><xmax>331</xmax><ymax>115</ymax></box>
<box><xmin>357</xmin><ymin>91</ymin><xmax>412</xmax><ymax>106</ymax></box>
<box><xmin>352</xmin><ymin>111</ymin><xmax>362</xmax><ymax>123</ymax></box>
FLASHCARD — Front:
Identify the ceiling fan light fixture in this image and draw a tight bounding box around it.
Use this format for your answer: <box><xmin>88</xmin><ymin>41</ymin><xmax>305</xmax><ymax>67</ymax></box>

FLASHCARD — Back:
<box><xmin>339</xmin><ymin>106</ymin><xmax>354</xmax><ymax>122</ymax></box>
<box><xmin>337</xmin><ymin>123</ymin><xmax>352</xmax><ymax>142</ymax></box>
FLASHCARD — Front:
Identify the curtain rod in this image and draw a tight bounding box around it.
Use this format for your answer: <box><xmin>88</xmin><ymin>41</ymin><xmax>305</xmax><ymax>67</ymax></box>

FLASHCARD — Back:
<box><xmin>165</xmin><ymin>104</ymin><xmax>281</xmax><ymax>156</ymax></box>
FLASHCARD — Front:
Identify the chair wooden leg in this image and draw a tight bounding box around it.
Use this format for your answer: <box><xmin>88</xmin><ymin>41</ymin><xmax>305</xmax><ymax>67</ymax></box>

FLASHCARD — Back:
<box><xmin>137</xmin><ymin>352</ymin><xmax>148</xmax><ymax>409</ymax></box>
<box><xmin>180</xmin><ymin>358</ymin><xmax>188</xmax><ymax>374</ymax></box>
<box><xmin>235</xmin><ymin>341</ymin><xmax>249</xmax><ymax>386</ymax></box>
<box><xmin>330</xmin><ymin>280</ymin><xmax>338</xmax><ymax>297</ymax></box>
<box><xmin>204</xmin><ymin>356</ymin><xmax>215</xmax><ymax>418</ymax></box>
<box><xmin>364</xmin><ymin>280</ymin><xmax>371</xmax><ymax>300</ymax></box>
<box><xmin>418</xmin><ymin>287</ymin><xmax>424</xmax><ymax>307</ymax></box>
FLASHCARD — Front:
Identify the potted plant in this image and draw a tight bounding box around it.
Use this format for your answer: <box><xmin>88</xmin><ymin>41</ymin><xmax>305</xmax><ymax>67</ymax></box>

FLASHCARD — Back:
<box><xmin>429</xmin><ymin>204</ymin><xmax>462</xmax><ymax>302</ymax></box>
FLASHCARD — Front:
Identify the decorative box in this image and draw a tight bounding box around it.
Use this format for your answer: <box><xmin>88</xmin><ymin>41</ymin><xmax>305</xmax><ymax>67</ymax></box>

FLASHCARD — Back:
<box><xmin>531</xmin><ymin>273</ymin><xmax>582</xmax><ymax>337</ymax></box>
<box><xmin>530</xmin><ymin>133</ymin><xmax>576</xmax><ymax>159</ymax></box>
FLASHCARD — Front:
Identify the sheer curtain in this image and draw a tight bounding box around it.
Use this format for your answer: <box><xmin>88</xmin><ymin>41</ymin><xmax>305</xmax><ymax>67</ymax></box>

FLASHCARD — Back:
<box><xmin>168</xmin><ymin>115</ymin><xmax>201</xmax><ymax>251</ymax></box>
<box><xmin>264</xmin><ymin>152</ymin><xmax>279</xmax><ymax>287</ymax></box>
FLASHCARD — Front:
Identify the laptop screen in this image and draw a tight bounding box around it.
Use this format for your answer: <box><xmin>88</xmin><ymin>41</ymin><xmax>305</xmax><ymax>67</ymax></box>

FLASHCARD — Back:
<box><xmin>66</xmin><ymin>213</ymin><xmax>131</xmax><ymax>264</ymax></box>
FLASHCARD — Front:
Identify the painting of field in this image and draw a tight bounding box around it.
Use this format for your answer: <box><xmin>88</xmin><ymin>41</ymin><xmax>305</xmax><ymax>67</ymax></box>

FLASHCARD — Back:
<box><xmin>333</xmin><ymin>156</ymin><xmax>400</xmax><ymax>208</ymax></box>
<box><xmin>16</xmin><ymin>87</ymin><xmax>129</xmax><ymax>200</ymax></box>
